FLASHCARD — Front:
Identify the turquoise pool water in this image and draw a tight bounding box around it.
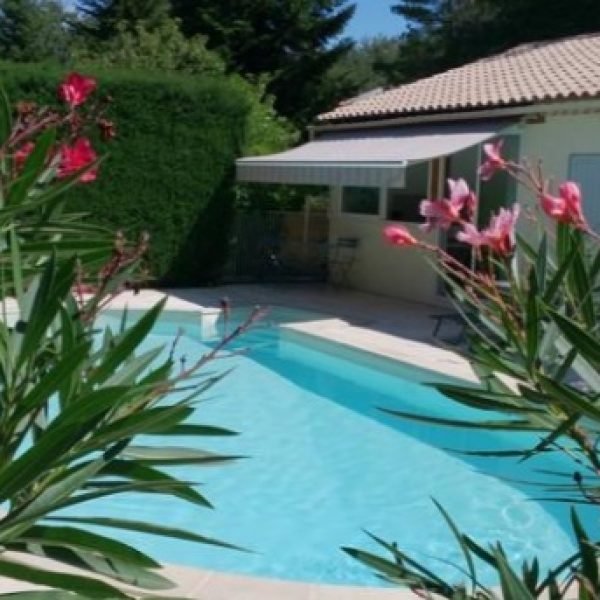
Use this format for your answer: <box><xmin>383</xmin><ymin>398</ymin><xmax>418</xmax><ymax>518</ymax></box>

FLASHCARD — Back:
<box><xmin>78</xmin><ymin>308</ymin><xmax>590</xmax><ymax>586</ymax></box>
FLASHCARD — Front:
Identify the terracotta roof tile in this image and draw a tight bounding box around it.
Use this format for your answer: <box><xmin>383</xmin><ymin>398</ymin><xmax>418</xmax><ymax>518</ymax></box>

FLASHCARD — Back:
<box><xmin>318</xmin><ymin>33</ymin><xmax>600</xmax><ymax>122</ymax></box>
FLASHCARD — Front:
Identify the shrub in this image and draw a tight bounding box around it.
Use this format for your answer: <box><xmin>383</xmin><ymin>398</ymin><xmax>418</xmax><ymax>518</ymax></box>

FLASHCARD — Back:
<box><xmin>348</xmin><ymin>144</ymin><xmax>600</xmax><ymax>598</ymax></box>
<box><xmin>0</xmin><ymin>61</ymin><xmax>262</xmax><ymax>285</ymax></box>
<box><xmin>0</xmin><ymin>72</ymin><xmax>254</xmax><ymax>597</ymax></box>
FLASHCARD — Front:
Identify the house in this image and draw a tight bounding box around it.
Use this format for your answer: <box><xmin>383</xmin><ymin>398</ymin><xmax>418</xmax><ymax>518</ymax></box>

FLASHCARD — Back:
<box><xmin>236</xmin><ymin>33</ymin><xmax>600</xmax><ymax>305</ymax></box>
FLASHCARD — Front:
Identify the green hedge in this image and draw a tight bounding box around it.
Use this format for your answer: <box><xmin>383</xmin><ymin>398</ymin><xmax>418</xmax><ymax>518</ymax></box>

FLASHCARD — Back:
<box><xmin>0</xmin><ymin>63</ymin><xmax>254</xmax><ymax>285</ymax></box>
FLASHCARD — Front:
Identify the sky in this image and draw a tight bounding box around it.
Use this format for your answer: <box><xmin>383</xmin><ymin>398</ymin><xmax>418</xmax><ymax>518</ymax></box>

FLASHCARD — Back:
<box><xmin>62</xmin><ymin>1</ymin><xmax>400</xmax><ymax>41</ymax></box>
<box><xmin>346</xmin><ymin>0</ymin><xmax>400</xmax><ymax>40</ymax></box>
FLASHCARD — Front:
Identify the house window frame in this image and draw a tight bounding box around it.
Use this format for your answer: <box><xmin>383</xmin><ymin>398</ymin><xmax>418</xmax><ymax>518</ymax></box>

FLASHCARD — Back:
<box><xmin>568</xmin><ymin>152</ymin><xmax>600</xmax><ymax>230</ymax></box>
<box><xmin>339</xmin><ymin>185</ymin><xmax>383</xmax><ymax>220</ymax></box>
<box><xmin>382</xmin><ymin>159</ymin><xmax>443</xmax><ymax>225</ymax></box>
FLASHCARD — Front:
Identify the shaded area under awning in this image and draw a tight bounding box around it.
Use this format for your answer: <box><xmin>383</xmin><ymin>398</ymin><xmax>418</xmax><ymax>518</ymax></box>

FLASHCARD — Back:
<box><xmin>236</xmin><ymin>118</ymin><xmax>514</xmax><ymax>187</ymax></box>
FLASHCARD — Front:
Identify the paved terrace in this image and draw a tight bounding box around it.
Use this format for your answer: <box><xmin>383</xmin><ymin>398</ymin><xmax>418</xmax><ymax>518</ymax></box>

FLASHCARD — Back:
<box><xmin>0</xmin><ymin>284</ymin><xmax>477</xmax><ymax>599</ymax></box>
<box><xmin>111</xmin><ymin>283</ymin><xmax>477</xmax><ymax>384</ymax></box>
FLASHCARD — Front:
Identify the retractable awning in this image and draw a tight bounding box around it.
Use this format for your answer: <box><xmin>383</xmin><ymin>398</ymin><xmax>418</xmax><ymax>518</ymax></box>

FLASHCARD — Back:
<box><xmin>236</xmin><ymin>119</ymin><xmax>514</xmax><ymax>187</ymax></box>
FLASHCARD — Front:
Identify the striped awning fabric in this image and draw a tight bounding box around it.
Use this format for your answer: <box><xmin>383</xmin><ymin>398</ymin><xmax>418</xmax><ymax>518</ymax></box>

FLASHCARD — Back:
<box><xmin>236</xmin><ymin>119</ymin><xmax>514</xmax><ymax>187</ymax></box>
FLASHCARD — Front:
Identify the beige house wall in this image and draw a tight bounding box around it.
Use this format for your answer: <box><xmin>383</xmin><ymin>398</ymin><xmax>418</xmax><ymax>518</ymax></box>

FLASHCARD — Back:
<box><xmin>327</xmin><ymin>103</ymin><xmax>600</xmax><ymax>304</ymax></box>
<box><xmin>514</xmin><ymin>108</ymin><xmax>600</xmax><ymax>223</ymax></box>
<box><xmin>328</xmin><ymin>185</ymin><xmax>445</xmax><ymax>306</ymax></box>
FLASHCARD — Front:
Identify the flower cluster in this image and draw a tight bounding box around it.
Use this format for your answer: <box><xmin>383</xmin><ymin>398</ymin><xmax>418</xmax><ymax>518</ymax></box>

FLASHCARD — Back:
<box><xmin>384</xmin><ymin>139</ymin><xmax>589</xmax><ymax>257</ymax></box>
<box><xmin>8</xmin><ymin>72</ymin><xmax>115</xmax><ymax>184</ymax></box>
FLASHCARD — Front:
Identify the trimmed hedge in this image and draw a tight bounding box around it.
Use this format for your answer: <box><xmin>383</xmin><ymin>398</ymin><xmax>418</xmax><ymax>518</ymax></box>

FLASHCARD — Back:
<box><xmin>0</xmin><ymin>63</ymin><xmax>253</xmax><ymax>285</ymax></box>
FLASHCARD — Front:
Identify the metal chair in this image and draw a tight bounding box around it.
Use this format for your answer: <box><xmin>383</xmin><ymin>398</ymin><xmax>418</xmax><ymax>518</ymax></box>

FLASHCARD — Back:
<box><xmin>328</xmin><ymin>237</ymin><xmax>359</xmax><ymax>287</ymax></box>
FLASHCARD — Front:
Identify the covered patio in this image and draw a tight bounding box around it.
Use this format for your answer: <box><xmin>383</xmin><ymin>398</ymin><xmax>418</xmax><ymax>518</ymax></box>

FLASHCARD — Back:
<box><xmin>236</xmin><ymin>119</ymin><xmax>518</xmax><ymax>304</ymax></box>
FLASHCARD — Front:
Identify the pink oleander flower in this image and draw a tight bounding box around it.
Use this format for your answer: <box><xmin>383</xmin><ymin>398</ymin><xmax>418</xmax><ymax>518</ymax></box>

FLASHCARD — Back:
<box><xmin>540</xmin><ymin>181</ymin><xmax>587</xmax><ymax>229</ymax></box>
<box><xmin>456</xmin><ymin>223</ymin><xmax>488</xmax><ymax>248</ymax></box>
<box><xmin>420</xmin><ymin>198</ymin><xmax>460</xmax><ymax>232</ymax></box>
<box><xmin>457</xmin><ymin>204</ymin><xmax>520</xmax><ymax>256</ymax></box>
<box><xmin>479</xmin><ymin>139</ymin><xmax>507</xmax><ymax>181</ymax></box>
<box><xmin>384</xmin><ymin>225</ymin><xmax>418</xmax><ymax>247</ymax></box>
<box><xmin>58</xmin><ymin>72</ymin><xmax>97</xmax><ymax>108</ymax></box>
<box><xmin>14</xmin><ymin>141</ymin><xmax>35</xmax><ymax>171</ymax></box>
<box><xmin>448</xmin><ymin>178</ymin><xmax>477</xmax><ymax>221</ymax></box>
<box><xmin>57</xmin><ymin>138</ymin><xmax>98</xmax><ymax>183</ymax></box>
<box><xmin>420</xmin><ymin>179</ymin><xmax>477</xmax><ymax>232</ymax></box>
<box><xmin>484</xmin><ymin>204</ymin><xmax>520</xmax><ymax>255</ymax></box>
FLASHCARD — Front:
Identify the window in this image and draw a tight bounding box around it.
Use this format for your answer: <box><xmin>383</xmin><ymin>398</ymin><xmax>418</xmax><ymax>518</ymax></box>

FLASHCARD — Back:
<box><xmin>386</xmin><ymin>161</ymin><xmax>429</xmax><ymax>222</ymax></box>
<box><xmin>341</xmin><ymin>187</ymin><xmax>379</xmax><ymax>215</ymax></box>
<box><xmin>478</xmin><ymin>135</ymin><xmax>520</xmax><ymax>226</ymax></box>
<box><xmin>570</xmin><ymin>154</ymin><xmax>600</xmax><ymax>231</ymax></box>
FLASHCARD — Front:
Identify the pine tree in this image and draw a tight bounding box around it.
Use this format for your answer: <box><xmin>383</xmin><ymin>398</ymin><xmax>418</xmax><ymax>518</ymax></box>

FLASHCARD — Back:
<box><xmin>387</xmin><ymin>0</ymin><xmax>600</xmax><ymax>83</ymax></box>
<box><xmin>76</xmin><ymin>0</ymin><xmax>171</xmax><ymax>39</ymax></box>
<box><xmin>170</xmin><ymin>0</ymin><xmax>356</xmax><ymax>124</ymax></box>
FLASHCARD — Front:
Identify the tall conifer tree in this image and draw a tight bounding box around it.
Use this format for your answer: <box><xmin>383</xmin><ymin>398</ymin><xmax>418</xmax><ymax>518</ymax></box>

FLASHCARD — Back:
<box><xmin>170</xmin><ymin>0</ymin><xmax>356</xmax><ymax>123</ymax></box>
<box><xmin>76</xmin><ymin>0</ymin><xmax>171</xmax><ymax>39</ymax></box>
<box><xmin>387</xmin><ymin>0</ymin><xmax>600</xmax><ymax>83</ymax></box>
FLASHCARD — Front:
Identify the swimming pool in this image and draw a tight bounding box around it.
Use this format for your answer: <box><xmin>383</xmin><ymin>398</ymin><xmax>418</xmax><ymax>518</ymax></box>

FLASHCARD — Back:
<box><xmin>76</xmin><ymin>307</ymin><xmax>589</xmax><ymax>587</ymax></box>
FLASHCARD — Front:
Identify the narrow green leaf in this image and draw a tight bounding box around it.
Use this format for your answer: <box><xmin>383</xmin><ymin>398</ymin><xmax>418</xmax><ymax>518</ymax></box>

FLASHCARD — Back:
<box><xmin>0</xmin><ymin>86</ymin><xmax>12</xmax><ymax>149</ymax></box>
<box><xmin>570</xmin><ymin>237</ymin><xmax>595</xmax><ymax>328</ymax></box>
<box><xmin>2</xmin><ymin>459</ymin><xmax>106</xmax><ymax>530</ymax></box>
<box><xmin>7</xmin><ymin>129</ymin><xmax>56</xmax><ymax>206</ymax></box>
<box><xmin>15</xmin><ymin>525</ymin><xmax>159</xmax><ymax>568</ymax></box>
<box><xmin>493</xmin><ymin>547</ymin><xmax>535</xmax><ymax>600</ymax></box>
<box><xmin>100</xmin><ymin>460</ymin><xmax>212</xmax><ymax>507</ymax></box>
<box><xmin>571</xmin><ymin>508</ymin><xmax>599</xmax><ymax>592</ymax></box>
<box><xmin>0</xmin><ymin>387</ymin><xmax>130</xmax><ymax>501</ymax></box>
<box><xmin>544</xmin><ymin>240</ymin><xmax>579</xmax><ymax>304</ymax></box>
<box><xmin>122</xmin><ymin>446</ymin><xmax>241</xmax><ymax>466</ymax></box>
<box><xmin>17</xmin><ymin>255</ymin><xmax>77</xmax><ymax>370</ymax></box>
<box><xmin>549</xmin><ymin>309</ymin><xmax>600</xmax><ymax>368</ymax></box>
<box><xmin>432</xmin><ymin>500</ymin><xmax>477</xmax><ymax>593</ymax></box>
<box><xmin>536</xmin><ymin>234</ymin><xmax>548</xmax><ymax>290</ymax></box>
<box><xmin>80</xmin><ymin>406</ymin><xmax>193</xmax><ymax>453</ymax></box>
<box><xmin>380</xmin><ymin>407</ymin><xmax>545</xmax><ymax>431</ymax></box>
<box><xmin>9</xmin><ymin>227</ymin><xmax>24</xmax><ymax>303</ymax></box>
<box><xmin>538</xmin><ymin>375</ymin><xmax>600</xmax><ymax>422</ymax></box>
<box><xmin>47</xmin><ymin>516</ymin><xmax>241</xmax><ymax>551</ymax></box>
<box><xmin>149</xmin><ymin>424</ymin><xmax>238</xmax><ymax>437</ymax></box>
<box><xmin>103</xmin><ymin>346</ymin><xmax>164</xmax><ymax>387</ymax></box>
<box><xmin>0</xmin><ymin>556</ymin><xmax>129</xmax><ymax>598</ymax></box>
<box><xmin>88</xmin><ymin>299</ymin><xmax>166</xmax><ymax>385</ymax></box>
<box><xmin>526</xmin><ymin>267</ymin><xmax>540</xmax><ymax>366</ymax></box>
<box><xmin>556</xmin><ymin>222</ymin><xmax>570</xmax><ymax>265</ymax></box>
<box><xmin>16</xmin><ymin>342</ymin><xmax>91</xmax><ymax>417</ymax></box>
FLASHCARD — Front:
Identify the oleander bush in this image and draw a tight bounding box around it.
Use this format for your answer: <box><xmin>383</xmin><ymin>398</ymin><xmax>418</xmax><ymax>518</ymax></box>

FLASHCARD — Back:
<box><xmin>346</xmin><ymin>143</ymin><xmax>600</xmax><ymax>598</ymax></box>
<box><xmin>0</xmin><ymin>73</ymin><xmax>253</xmax><ymax>598</ymax></box>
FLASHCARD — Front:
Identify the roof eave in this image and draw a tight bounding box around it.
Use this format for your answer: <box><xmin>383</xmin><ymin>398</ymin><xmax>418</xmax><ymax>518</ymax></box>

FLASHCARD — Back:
<box><xmin>313</xmin><ymin>95</ymin><xmax>600</xmax><ymax>132</ymax></box>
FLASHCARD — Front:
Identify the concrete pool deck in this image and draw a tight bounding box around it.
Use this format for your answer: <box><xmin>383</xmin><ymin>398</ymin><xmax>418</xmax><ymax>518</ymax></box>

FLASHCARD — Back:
<box><xmin>106</xmin><ymin>283</ymin><xmax>478</xmax><ymax>384</ymax></box>
<box><xmin>0</xmin><ymin>284</ymin><xmax>477</xmax><ymax>599</ymax></box>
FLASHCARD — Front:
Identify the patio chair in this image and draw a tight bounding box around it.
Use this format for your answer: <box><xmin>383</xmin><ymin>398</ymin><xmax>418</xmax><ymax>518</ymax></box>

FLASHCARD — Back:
<box><xmin>328</xmin><ymin>237</ymin><xmax>359</xmax><ymax>287</ymax></box>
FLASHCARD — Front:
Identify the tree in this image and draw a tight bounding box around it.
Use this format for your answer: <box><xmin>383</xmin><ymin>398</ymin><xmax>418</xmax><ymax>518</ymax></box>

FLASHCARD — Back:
<box><xmin>324</xmin><ymin>36</ymin><xmax>401</xmax><ymax>98</ymax></box>
<box><xmin>76</xmin><ymin>0</ymin><xmax>171</xmax><ymax>39</ymax></box>
<box><xmin>387</xmin><ymin>0</ymin><xmax>600</xmax><ymax>83</ymax></box>
<box><xmin>0</xmin><ymin>0</ymin><xmax>71</xmax><ymax>63</ymax></box>
<box><xmin>170</xmin><ymin>0</ymin><xmax>357</xmax><ymax>124</ymax></box>
<box><xmin>75</xmin><ymin>17</ymin><xmax>225</xmax><ymax>74</ymax></box>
